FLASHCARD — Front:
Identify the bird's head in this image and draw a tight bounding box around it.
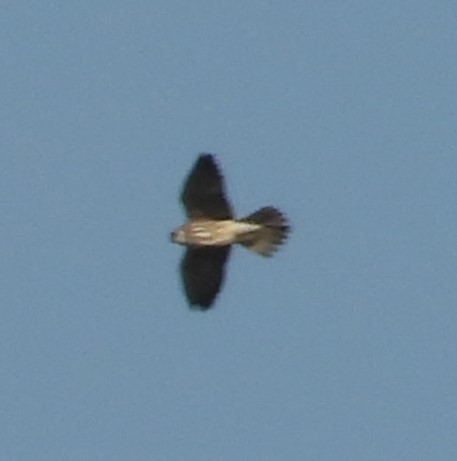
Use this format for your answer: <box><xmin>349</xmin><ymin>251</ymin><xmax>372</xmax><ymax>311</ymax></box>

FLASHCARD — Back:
<box><xmin>170</xmin><ymin>227</ymin><xmax>186</xmax><ymax>245</ymax></box>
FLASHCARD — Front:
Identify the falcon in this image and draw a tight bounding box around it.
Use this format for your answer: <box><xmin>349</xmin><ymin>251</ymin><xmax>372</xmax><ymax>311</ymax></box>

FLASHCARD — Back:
<box><xmin>171</xmin><ymin>154</ymin><xmax>290</xmax><ymax>310</ymax></box>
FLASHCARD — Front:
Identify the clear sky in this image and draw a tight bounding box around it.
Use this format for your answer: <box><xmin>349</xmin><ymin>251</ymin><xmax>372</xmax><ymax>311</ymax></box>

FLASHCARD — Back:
<box><xmin>2</xmin><ymin>1</ymin><xmax>456</xmax><ymax>460</ymax></box>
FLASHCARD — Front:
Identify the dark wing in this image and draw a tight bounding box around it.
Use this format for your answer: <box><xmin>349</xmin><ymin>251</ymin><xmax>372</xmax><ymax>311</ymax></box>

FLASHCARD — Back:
<box><xmin>180</xmin><ymin>246</ymin><xmax>231</xmax><ymax>310</ymax></box>
<box><xmin>181</xmin><ymin>154</ymin><xmax>233</xmax><ymax>219</ymax></box>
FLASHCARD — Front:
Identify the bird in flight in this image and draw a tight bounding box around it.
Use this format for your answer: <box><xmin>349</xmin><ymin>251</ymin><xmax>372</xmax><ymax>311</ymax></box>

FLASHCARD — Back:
<box><xmin>171</xmin><ymin>154</ymin><xmax>290</xmax><ymax>310</ymax></box>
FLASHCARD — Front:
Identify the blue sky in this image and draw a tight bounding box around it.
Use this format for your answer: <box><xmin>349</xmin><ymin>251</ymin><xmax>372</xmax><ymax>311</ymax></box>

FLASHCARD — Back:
<box><xmin>2</xmin><ymin>1</ymin><xmax>456</xmax><ymax>460</ymax></box>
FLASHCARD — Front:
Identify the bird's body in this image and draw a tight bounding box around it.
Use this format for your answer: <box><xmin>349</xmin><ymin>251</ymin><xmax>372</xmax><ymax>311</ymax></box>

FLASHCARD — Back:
<box><xmin>171</xmin><ymin>154</ymin><xmax>290</xmax><ymax>310</ymax></box>
<box><xmin>172</xmin><ymin>219</ymin><xmax>262</xmax><ymax>247</ymax></box>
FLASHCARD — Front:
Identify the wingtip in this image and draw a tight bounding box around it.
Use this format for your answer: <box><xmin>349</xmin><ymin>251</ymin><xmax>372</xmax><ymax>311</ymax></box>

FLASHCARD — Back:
<box><xmin>198</xmin><ymin>152</ymin><xmax>216</xmax><ymax>161</ymax></box>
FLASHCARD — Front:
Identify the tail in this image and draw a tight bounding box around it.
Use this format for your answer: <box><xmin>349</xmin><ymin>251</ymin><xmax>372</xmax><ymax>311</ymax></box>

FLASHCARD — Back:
<box><xmin>239</xmin><ymin>207</ymin><xmax>290</xmax><ymax>257</ymax></box>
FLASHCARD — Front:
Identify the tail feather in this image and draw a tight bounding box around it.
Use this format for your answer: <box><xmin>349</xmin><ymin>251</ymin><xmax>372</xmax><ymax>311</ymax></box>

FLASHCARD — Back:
<box><xmin>239</xmin><ymin>207</ymin><xmax>289</xmax><ymax>256</ymax></box>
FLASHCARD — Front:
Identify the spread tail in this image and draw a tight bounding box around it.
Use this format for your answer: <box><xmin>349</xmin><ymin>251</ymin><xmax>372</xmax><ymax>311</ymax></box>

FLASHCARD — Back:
<box><xmin>239</xmin><ymin>206</ymin><xmax>290</xmax><ymax>256</ymax></box>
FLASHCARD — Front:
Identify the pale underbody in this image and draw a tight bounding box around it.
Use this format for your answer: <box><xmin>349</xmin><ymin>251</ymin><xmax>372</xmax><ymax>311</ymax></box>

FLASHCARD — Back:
<box><xmin>172</xmin><ymin>219</ymin><xmax>262</xmax><ymax>247</ymax></box>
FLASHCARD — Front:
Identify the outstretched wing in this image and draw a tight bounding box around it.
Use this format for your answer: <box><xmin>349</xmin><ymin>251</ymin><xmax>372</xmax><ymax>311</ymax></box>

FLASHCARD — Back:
<box><xmin>181</xmin><ymin>154</ymin><xmax>233</xmax><ymax>220</ymax></box>
<box><xmin>180</xmin><ymin>246</ymin><xmax>231</xmax><ymax>310</ymax></box>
